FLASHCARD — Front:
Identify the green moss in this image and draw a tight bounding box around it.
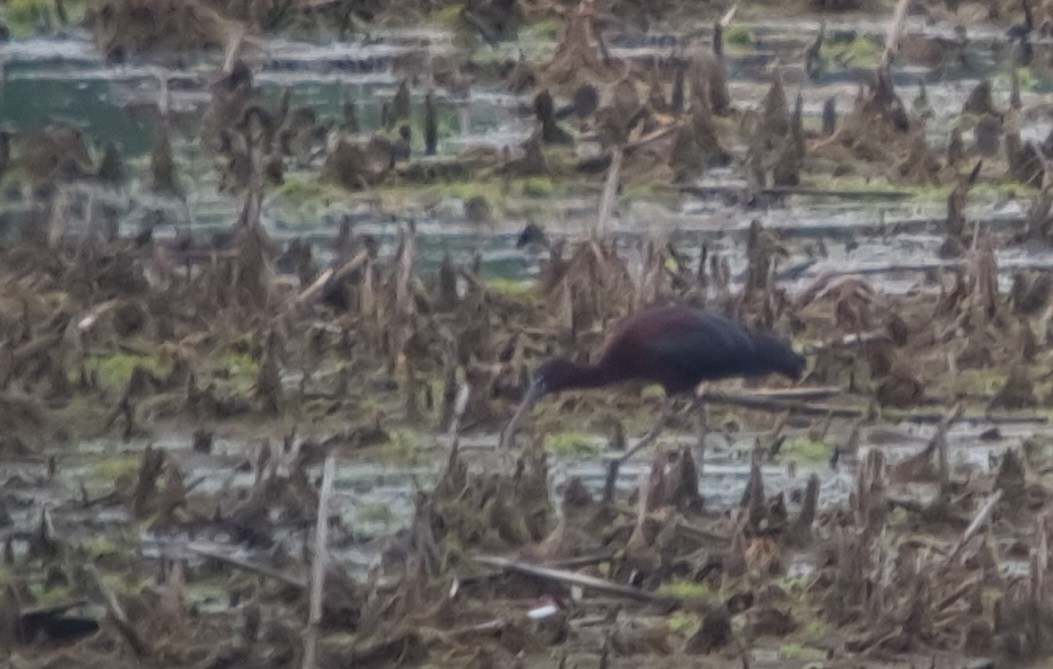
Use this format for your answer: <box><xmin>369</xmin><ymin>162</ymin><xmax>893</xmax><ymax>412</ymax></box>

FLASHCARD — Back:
<box><xmin>385</xmin><ymin>427</ymin><xmax>434</xmax><ymax>463</ymax></box>
<box><xmin>620</xmin><ymin>182</ymin><xmax>665</xmax><ymax>202</ymax></box>
<box><xmin>185</xmin><ymin>578</ymin><xmax>236</xmax><ymax>605</ymax></box>
<box><xmin>4</xmin><ymin>0</ymin><xmax>86</xmax><ymax>36</ymax></box>
<box><xmin>220</xmin><ymin>350</ymin><xmax>259</xmax><ymax>378</ymax></box>
<box><xmin>667</xmin><ymin>612</ymin><xmax>702</xmax><ymax>637</ymax></box>
<box><xmin>779</xmin><ymin>642</ymin><xmax>825</xmax><ymax>661</ymax></box>
<box><xmin>327</xmin><ymin>632</ymin><xmax>357</xmax><ymax>646</ymax></box>
<box><xmin>90</xmin><ymin>455</ymin><xmax>143</xmax><ymax>484</ymax></box>
<box><xmin>389</xmin><ymin>426</ymin><xmax>429</xmax><ymax>448</ymax></box>
<box><xmin>31</xmin><ymin>583</ymin><xmax>74</xmax><ymax>606</ymax></box>
<box><xmin>209</xmin><ymin>348</ymin><xmax>260</xmax><ymax>394</ymax></box>
<box><xmin>275</xmin><ymin>176</ymin><xmax>348</xmax><ymax>205</ymax></box>
<box><xmin>434</xmin><ymin>180</ymin><xmax>507</xmax><ymax>207</ymax></box>
<box><xmin>6</xmin><ymin>0</ymin><xmax>49</xmax><ymax>33</ymax></box>
<box><xmin>85</xmin><ymin>352</ymin><xmax>172</xmax><ymax>393</ymax></box>
<box><xmin>656</xmin><ymin>578</ymin><xmax>717</xmax><ymax>600</ymax></box>
<box><xmin>102</xmin><ymin>572</ymin><xmax>147</xmax><ymax>596</ymax></box>
<box><xmin>798</xmin><ymin>618</ymin><xmax>827</xmax><ymax>641</ymax></box>
<box><xmin>525</xmin><ymin>17</ymin><xmax>563</xmax><ymax>41</ymax></box>
<box><xmin>521</xmin><ymin>176</ymin><xmax>555</xmax><ymax>198</ymax></box>
<box><xmin>78</xmin><ymin>535</ymin><xmax>122</xmax><ymax>558</ymax></box>
<box><xmin>956</xmin><ymin>369</ymin><xmax>1008</xmax><ymax>396</ymax></box>
<box><xmin>485</xmin><ymin>277</ymin><xmax>536</xmax><ymax>297</ymax></box>
<box><xmin>544</xmin><ymin>431</ymin><xmax>605</xmax><ymax>456</ymax></box>
<box><xmin>820</xmin><ymin>34</ymin><xmax>881</xmax><ymax>67</ymax></box>
<box><xmin>725</xmin><ymin>26</ymin><xmax>752</xmax><ymax>49</ymax></box>
<box><xmin>781</xmin><ymin>437</ymin><xmax>832</xmax><ymax>465</ymax></box>
<box><xmin>995</xmin><ymin>66</ymin><xmax>1042</xmax><ymax>92</ymax></box>
<box><xmin>430</xmin><ymin>4</ymin><xmax>464</xmax><ymax>29</ymax></box>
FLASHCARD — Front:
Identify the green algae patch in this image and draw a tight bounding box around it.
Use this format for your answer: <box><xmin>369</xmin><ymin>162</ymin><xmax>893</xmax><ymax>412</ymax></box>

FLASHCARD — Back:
<box><xmin>725</xmin><ymin>26</ymin><xmax>753</xmax><ymax>49</ymax></box>
<box><xmin>956</xmin><ymin>369</ymin><xmax>1009</xmax><ymax>396</ymax></box>
<box><xmin>524</xmin><ymin>17</ymin><xmax>563</xmax><ymax>41</ymax></box>
<box><xmin>90</xmin><ymin>454</ymin><xmax>143</xmax><ymax>484</ymax></box>
<box><xmin>820</xmin><ymin>34</ymin><xmax>880</xmax><ymax>67</ymax></box>
<box><xmin>207</xmin><ymin>347</ymin><xmax>260</xmax><ymax>394</ymax></box>
<box><xmin>325</xmin><ymin>632</ymin><xmax>357</xmax><ymax>646</ymax></box>
<box><xmin>102</xmin><ymin>572</ymin><xmax>148</xmax><ymax>596</ymax></box>
<box><xmin>85</xmin><ymin>351</ymin><xmax>173</xmax><ymax>393</ymax></box>
<box><xmin>793</xmin><ymin>618</ymin><xmax>829</xmax><ymax>644</ymax></box>
<box><xmin>781</xmin><ymin>437</ymin><xmax>832</xmax><ymax>465</ymax></box>
<box><xmin>219</xmin><ymin>350</ymin><xmax>260</xmax><ymax>378</ymax></box>
<box><xmin>6</xmin><ymin>0</ymin><xmax>85</xmax><ymax>36</ymax></box>
<box><xmin>276</xmin><ymin>176</ymin><xmax>349</xmax><ymax>204</ymax></box>
<box><xmin>544</xmin><ymin>430</ymin><xmax>605</xmax><ymax>456</ymax></box>
<box><xmin>521</xmin><ymin>176</ymin><xmax>556</xmax><ymax>198</ymax></box>
<box><xmin>620</xmin><ymin>181</ymin><xmax>669</xmax><ymax>203</ymax></box>
<box><xmin>77</xmin><ymin>535</ymin><xmax>122</xmax><ymax>558</ymax></box>
<box><xmin>485</xmin><ymin>277</ymin><xmax>537</xmax><ymax>298</ymax></box>
<box><xmin>384</xmin><ymin>426</ymin><xmax>435</xmax><ymax>464</ymax></box>
<box><xmin>31</xmin><ymin>583</ymin><xmax>75</xmax><ymax>607</ymax></box>
<box><xmin>431</xmin><ymin>179</ymin><xmax>503</xmax><ymax>202</ymax></box>
<box><xmin>995</xmin><ymin>66</ymin><xmax>1043</xmax><ymax>93</ymax></box>
<box><xmin>429</xmin><ymin>4</ymin><xmax>463</xmax><ymax>29</ymax></box>
<box><xmin>184</xmin><ymin>577</ymin><xmax>248</xmax><ymax>608</ymax></box>
<box><xmin>657</xmin><ymin>578</ymin><xmax>717</xmax><ymax>600</ymax></box>
<box><xmin>779</xmin><ymin>642</ymin><xmax>826</xmax><ymax>661</ymax></box>
<box><xmin>667</xmin><ymin>611</ymin><xmax>702</xmax><ymax>637</ymax></box>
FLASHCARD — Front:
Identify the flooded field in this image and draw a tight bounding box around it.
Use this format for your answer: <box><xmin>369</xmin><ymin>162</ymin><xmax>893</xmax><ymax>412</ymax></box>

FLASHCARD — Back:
<box><xmin>5</xmin><ymin>0</ymin><xmax>1053</xmax><ymax>667</ymax></box>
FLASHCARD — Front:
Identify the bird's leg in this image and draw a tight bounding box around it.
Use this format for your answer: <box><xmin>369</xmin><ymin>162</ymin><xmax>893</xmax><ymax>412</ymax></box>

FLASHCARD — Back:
<box><xmin>603</xmin><ymin>395</ymin><xmax>703</xmax><ymax>503</ymax></box>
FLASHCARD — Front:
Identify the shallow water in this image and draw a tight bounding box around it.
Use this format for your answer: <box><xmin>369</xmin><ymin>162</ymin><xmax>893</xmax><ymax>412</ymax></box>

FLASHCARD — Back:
<box><xmin>3</xmin><ymin>14</ymin><xmax>1052</xmax><ymax>286</ymax></box>
<box><xmin>1</xmin><ymin>410</ymin><xmax>1045</xmax><ymax>578</ymax></box>
<box><xmin>2</xmin><ymin>8</ymin><xmax>1053</xmax><ymax>584</ymax></box>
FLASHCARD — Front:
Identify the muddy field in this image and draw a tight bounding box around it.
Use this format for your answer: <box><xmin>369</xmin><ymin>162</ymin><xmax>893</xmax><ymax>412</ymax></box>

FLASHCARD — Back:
<box><xmin>5</xmin><ymin>0</ymin><xmax>1053</xmax><ymax>667</ymax></box>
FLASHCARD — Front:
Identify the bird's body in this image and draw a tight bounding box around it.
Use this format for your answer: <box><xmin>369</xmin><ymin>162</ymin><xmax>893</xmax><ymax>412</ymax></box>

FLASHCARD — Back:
<box><xmin>500</xmin><ymin>305</ymin><xmax>806</xmax><ymax>455</ymax></box>
<box><xmin>535</xmin><ymin>306</ymin><xmax>805</xmax><ymax>396</ymax></box>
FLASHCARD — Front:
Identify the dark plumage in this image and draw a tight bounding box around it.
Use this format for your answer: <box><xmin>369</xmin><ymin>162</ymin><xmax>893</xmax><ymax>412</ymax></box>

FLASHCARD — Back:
<box><xmin>515</xmin><ymin>222</ymin><xmax>548</xmax><ymax>250</ymax></box>
<box><xmin>535</xmin><ymin>306</ymin><xmax>804</xmax><ymax>395</ymax></box>
<box><xmin>500</xmin><ymin>306</ymin><xmax>806</xmax><ymax>452</ymax></box>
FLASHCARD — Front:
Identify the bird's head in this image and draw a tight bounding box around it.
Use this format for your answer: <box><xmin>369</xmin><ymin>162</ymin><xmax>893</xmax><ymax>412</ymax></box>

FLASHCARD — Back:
<box><xmin>498</xmin><ymin>358</ymin><xmax>576</xmax><ymax>453</ymax></box>
<box><xmin>531</xmin><ymin>358</ymin><xmax>580</xmax><ymax>396</ymax></box>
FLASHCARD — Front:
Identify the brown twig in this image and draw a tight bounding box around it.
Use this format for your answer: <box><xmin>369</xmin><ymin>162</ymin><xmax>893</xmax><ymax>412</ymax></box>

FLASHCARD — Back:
<box><xmin>946</xmin><ymin>490</ymin><xmax>1002</xmax><ymax>563</ymax></box>
<box><xmin>86</xmin><ymin>563</ymin><xmax>150</xmax><ymax>659</ymax></box>
<box><xmin>302</xmin><ymin>455</ymin><xmax>336</xmax><ymax>669</ymax></box>
<box><xmin>188</xmin><ymin>543</ymin><xmax>307</xmax><ymax>589</ymax></box>
<box><xmin>473</xmin><ymin>555</ymin><xmax>672</xmax><ymax>603</ymax></box>
<box><xmin>595</xmin><ymin>146</ymin><xmax>623</xmax><ymax>238</ymax></box>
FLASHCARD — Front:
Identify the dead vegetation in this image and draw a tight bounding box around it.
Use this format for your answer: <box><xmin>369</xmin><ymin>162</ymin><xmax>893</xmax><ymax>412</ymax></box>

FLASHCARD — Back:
<box><xmin>9</xmin><ymin>0</ymin><xmax>1053</xmax><ymax>667</ymax></box>
<box><xmin>3</xmin><ymin>186</ymin><xmax>1053</xmax><ymax>665</ymax></box>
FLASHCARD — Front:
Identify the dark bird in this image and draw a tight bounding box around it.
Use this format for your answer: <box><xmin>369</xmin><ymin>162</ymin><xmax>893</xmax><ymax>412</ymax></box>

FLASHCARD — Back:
<box><xmin>515</xmin><ymin>222</ymin><xmax>549</xmax><ymax>250</ymax></box>
<box><xmin>500</xmin><ymin>305</ymin><xmax>807</xmax><ymax>454</ymax></box>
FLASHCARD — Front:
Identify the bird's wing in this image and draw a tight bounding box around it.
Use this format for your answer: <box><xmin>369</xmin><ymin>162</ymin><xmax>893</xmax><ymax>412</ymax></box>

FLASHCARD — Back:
<box><xmin>634</xmin><ymin>311</ymin><xmax>761</xmax><ymax>380</ymax></box>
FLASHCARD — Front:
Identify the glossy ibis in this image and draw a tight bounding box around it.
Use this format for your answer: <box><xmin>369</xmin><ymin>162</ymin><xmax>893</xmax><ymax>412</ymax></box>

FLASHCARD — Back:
<box><xmin>499</xmin><ymin>305</ymin><xmax>806</xmax><ymax>464</ymax></box>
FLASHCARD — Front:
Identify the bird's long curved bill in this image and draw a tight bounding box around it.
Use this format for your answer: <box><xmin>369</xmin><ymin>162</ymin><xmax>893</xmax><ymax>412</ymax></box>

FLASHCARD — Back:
<box><xmin>498</xmin><ymin>382</ymin><xmax>544</xmax><ymax>454</ymax></box>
